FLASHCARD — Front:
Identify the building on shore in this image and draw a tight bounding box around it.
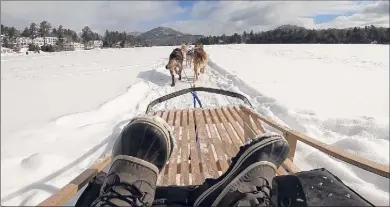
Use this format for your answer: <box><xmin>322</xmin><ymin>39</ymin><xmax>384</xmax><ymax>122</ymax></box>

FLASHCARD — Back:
<box><xmin>93</xmin><ymin>40</ymin><xmax>103</xmax><ymax>48</ymax></box>
<box><xmin>16</xmin><ymin>37</ymin><xmax>32</xmax><ymax>47</ymax></box>
<box><xmin>63</xmin><ymin>42</ymin><xmax>85</xmax><ymax>51</ymax></box>
<box><xmin>1</xmin><ymin>46</ymin><xmax>14</xmax><ymax>53</ymax></box>
<box><xmin>16</xmin><ymin>37</ymin><xmax>59</xmax><ymax>47</ymax></box>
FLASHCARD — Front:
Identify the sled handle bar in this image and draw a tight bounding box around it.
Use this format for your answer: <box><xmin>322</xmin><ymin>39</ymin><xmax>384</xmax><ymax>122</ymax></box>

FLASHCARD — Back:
<box><xmin>146</xmin><ymin>87</ymin><xmax>252</xmax><ymax>113</ymax></box>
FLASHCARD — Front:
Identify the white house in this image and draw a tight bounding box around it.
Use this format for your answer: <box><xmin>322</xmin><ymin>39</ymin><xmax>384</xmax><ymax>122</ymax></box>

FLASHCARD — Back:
<box><xmin>63</xmin><ymin>42</ymin><xmax>84</xmax><ymax>51</ymax></box>
<box><xmin>62</xmin><ymin>42</ymin><xmax>73</xmax><ymax>51</ymax></box>
<box><xmin>28</xmin><ymin>37</ymin><xmax>58</xmax><ymax>47</ymax></box>
<box><xmin>93</xmin><ymin>40</ymin><xmax>103</xmax><ymax>48</ymax></box>
<box><xmin>32</xmin><ymin>37</ymin><xmax>44</xmax><ymax>47</ymax></box>
<box><xmin>1</xmin><ymin>46</ymin><xmax>13</xmax><ymax>53</ymax></box>
<box><xmin>16</xmin><ymin>37</ymin><xmax>33</xmax><ymax>47</ymax></box>
<box><xmin>74</xmin><ymin>42</ymin><xmax>84</xmax><ymax>50</ymax></box>
<box><xmin>44</xmin><ymin>37</ymin><xmax>58</xmax><ymax>45</ymax></box>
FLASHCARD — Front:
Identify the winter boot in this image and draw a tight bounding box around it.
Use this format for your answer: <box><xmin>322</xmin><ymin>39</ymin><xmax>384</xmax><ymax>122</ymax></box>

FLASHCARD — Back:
<box><xmin>91</xmin><ymin>115</ymin><xmax>174</xmax><ymax>207</ymax></box>
<box><xmin>191</xmin><ymin>132</ymin><xmax>289</xmax><ymax>207</ymax></box>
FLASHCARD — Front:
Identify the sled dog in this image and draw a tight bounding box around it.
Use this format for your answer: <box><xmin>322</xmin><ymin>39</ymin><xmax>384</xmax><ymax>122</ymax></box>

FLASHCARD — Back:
<box><xmin>193</xmin><ymin>43</ymin><xmax>208</xmax><ymax>82</ymax></box>
<box><xmin>166</xmin><ymin>48</ymin><xmax>184</xmax><ymax>87</ymax></box>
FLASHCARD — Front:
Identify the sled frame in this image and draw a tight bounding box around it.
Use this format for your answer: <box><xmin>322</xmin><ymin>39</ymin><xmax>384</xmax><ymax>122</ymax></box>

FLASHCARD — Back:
<box><xmin>38</xmin><ymin>104</ymin><xmax>295</xmax><ymax>206</ymax></box>
<box><xmin>146</xmin><ymin>87</ymin><xmax>252</xmax><ymax>114</ymax></box>
<box><xmin>38</xmin><ymin>90</ymin><xmax>390</xmax><ymax>206</ymax></box>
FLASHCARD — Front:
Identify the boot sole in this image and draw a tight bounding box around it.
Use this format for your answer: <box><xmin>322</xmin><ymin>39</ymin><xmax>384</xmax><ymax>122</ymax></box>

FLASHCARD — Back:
<box><xmin>211</xmin><ymin>161</ymin><xmax>277</xmax><ymax>206</ymax></box>
<box><xmin>193</xmin><ymin>134</ymin><xmax>287</xmax><ymax>206</ymax></box>
<box><xmin>128</xmin><ymin>115</ymin><xmax>175</xmax><ymax>161</ymax></box>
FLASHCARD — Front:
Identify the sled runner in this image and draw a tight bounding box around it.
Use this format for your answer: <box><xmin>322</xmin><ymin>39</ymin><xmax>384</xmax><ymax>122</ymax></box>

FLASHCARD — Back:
<box><xmin>38</xmin><ymin>87</ymin><xmax>389</xmax><ymax>206</ymax></box>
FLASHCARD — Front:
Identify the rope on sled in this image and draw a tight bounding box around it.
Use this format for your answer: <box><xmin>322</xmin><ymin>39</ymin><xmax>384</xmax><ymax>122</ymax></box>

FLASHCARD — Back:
<box><xmin>182</xmin><ymin>63</ymin><xmax>203</xmax><ymax>161</ymax></box>
<box><xmin>191</xmin><ymin>91</ymin><xmax>203</xmax><ymax>108</ymax></box>
<box><xmin>191</xmin><ymin>91</ymin><xmax>202</xmax><ymax>153</ymax></box>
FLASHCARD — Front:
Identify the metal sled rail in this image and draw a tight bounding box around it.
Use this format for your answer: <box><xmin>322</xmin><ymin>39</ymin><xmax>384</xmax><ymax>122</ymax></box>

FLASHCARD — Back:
<box><xmin>146</xmin><ymin>87</ymin><xmax>252</xmax><ymax>113</ymax></box>
<box><xmin>38</xmin><ymin>90</ymin><xmax>390</xmax><ymax>206</ymax></box>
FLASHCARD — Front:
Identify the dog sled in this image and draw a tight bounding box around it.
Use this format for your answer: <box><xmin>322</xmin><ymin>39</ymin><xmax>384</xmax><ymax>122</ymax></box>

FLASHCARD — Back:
<box><xmin>38</xmin><ymin>87</ymin><xmax>389</xmax><ymax>206</ymax></box>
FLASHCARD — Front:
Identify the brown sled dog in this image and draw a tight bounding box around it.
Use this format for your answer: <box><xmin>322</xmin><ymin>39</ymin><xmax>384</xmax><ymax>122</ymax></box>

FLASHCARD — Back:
<box><xmin>166</xmin><ymin>48</ymin><xmax>184</xmax><ymax>87</ymax></box>
<box><xmin>186</xmin><ymin>47</ymin><xmax>194</xmax><ymax>67</ymax></box>
<box><xmin>180</xmin><ymin>44</ymin><xmax>187</xmax><ymax>61</ymax></box>
<box><xmin>193</xmin><ymin>43</ymin><xmax>208</xmax><ymax>82</ymax></box>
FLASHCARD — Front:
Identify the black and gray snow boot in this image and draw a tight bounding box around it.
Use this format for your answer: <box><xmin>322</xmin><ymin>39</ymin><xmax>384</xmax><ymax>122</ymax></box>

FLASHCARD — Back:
<box><xmin>191</xmin><ymin>132</ymin><xmax>289</xmax><ymax>207</ymax></box>
<box><xmin>111</xmin><ymin>115</ymin><xmax>174</xmax><ymax>171</ymax></box>
<box><xmin>91</xmin><ymin>115</ymin><xmax>174</xmax><ymax>207</ymax></box>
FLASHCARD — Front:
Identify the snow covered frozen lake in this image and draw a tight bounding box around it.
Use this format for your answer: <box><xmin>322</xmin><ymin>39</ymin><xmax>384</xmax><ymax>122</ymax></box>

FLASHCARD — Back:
<box><xmin>1</xmin><ymin>44</ymin><xmax>389</xmax><ymax>205</ymax></box>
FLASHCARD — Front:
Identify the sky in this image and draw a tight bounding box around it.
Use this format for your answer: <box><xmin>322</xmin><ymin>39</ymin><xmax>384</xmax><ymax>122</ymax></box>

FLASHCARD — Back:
<box><xmin>1</xmin><ymin>1</ymin><xmax>389</xmax><ymax>36</ymax></box>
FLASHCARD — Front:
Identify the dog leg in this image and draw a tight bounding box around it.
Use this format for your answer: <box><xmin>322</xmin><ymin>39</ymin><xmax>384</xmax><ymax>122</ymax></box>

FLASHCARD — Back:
<box><xmin>170</xmin><ymin>69</ymin><xmax>175</xmax><ymax>87</ymax></box>
<box><xmin>200</xmin><ymin>65</ymin><xmax>205</xmax><ymax>74</ymax></box>
<box><xmin>177</xmin><ymin>65</ymin><xmax>183</xmax><ymax>81</ymax></box>
<box><xmin>193</xmin><ymin>64</ymin><xmax>199</xmax><ymax>83</ymax></box>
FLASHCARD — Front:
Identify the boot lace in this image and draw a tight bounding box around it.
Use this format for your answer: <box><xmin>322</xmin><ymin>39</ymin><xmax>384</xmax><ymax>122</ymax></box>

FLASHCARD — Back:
<box><xmin>91</xmin><ymin>176</ymin><xmax>148</xmax><ymax>207</ymax></box>
<box><xmin>238</xmin><ymin>177</ymin><xmax>272</xmax><ymax>207</ymax></box>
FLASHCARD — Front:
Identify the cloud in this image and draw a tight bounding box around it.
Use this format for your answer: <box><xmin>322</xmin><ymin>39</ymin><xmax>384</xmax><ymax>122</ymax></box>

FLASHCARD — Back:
<box><xmin>164</xmin><ymin>1</ymin><xmax>389</xmax><ymax>36</ymax></box>
<box><xmin>1</xmin><ymin>1</ymin><xmax>185</xmax><ymax>33</ymax></box>
<box><xmin>1</xmin><ymin>1</ymin><xmax>389</xmax><ymax>36</ymax></box>
<box><xmin>317</xmin><ymin>1</ymin><xmax>389</xmax><ymax>29</ymax></box>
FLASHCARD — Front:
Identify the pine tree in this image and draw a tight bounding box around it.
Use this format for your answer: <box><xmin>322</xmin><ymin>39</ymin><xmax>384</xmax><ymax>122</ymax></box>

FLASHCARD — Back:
<box><xmin>29</xmin><ymin>23</ymin><xmax>38</xmax><ymax>39</ymax></box>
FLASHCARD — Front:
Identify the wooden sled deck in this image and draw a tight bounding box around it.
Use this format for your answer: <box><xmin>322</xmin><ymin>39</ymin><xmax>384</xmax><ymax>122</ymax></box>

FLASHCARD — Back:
<box><xmin>38</xmin><ymin>104</ymin><xmax>390</xmax><ymax>206</ymax></box>
<box><xmin>153</xmin><ymin>105</ymin><xmax>295</xmax><ymax>186</ymax></box>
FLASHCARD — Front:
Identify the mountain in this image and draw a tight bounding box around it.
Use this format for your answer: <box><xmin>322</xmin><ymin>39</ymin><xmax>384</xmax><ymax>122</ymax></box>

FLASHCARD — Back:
<box><xmin>137</xmin><ymin>27</ymin><xmax>204</xmax><ymax>46</ymax></box>
<box><xmin>138</xmin><ymin>27</ymin><xmax>184</xmax><ymax>39</ymax></box>
<box><xmin>129</xmin><ymin>31</ymin><xmax>142</xmax><ymax>37</ymax></box>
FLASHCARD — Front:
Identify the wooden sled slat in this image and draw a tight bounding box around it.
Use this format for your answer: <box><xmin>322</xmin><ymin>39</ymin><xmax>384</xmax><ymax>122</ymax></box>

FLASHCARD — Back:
<box><xmin>188</xmin><ymin>109</ymin><xmax>203</xmax><ymax>185</ymax></box>
<box><xmin>195</xmin><ymin>109</ymin><xmax>220</xmax><ymax>179</ymax></box>
<box><xmin>221</xmin><ymin>106</ymin><xmax>246</xmax><ymax>143</ymax></box>
<box><xmin>180</xmin><ymin>109</ymin><xmax>190</xmax><ymax>185</ymax></box>
<box><xmin>203</xmin><ymin>109</ymin><xmax>229</xmax><ymax>173</ymax></box>
<box><xmin>233</xmin><ymin>106</ymin><xmax>265</xmax><ymax>136</ymax></box>
<box><xmin>167</xmin><ymin>110</ymin><xmax>180</xmax><ymax>185</ymax></box>
<box><xmin>158</xmin><ymin>110</ymin><xmax>170</xmax><ymax>185</ymax></box>
<box><xmin>209</xmin><ymin>108</ymin><xmax>237</xmax><ymax>159</ymax></box>
<box><xmin>233</xmin><ymin>106</ymin><xmax>261</xmax><ymax>139</ymax></box>
<box><xmin>215</xmin><ymin>107</ymin><xmax>242</xmax><ymax>152</ymax></box>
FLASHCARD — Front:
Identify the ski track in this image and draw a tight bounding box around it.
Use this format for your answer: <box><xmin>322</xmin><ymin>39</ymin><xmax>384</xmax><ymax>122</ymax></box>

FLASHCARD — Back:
<box><xmin>1</xmin><ymin>47</ymin><xmax>388</xmax><ymax>206</ymax></box>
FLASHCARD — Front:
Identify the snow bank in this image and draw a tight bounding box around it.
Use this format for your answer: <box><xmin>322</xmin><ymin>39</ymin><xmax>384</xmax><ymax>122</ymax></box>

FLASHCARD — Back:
<box><xmin>205</xmin><ymin>44</ymin><xmax>389</xmax><ymax>206</ymax></box>
<box><xmin>1</xmin><ymin>47</ymin><xmax>174</xmax><ymax>205</ymax></box>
